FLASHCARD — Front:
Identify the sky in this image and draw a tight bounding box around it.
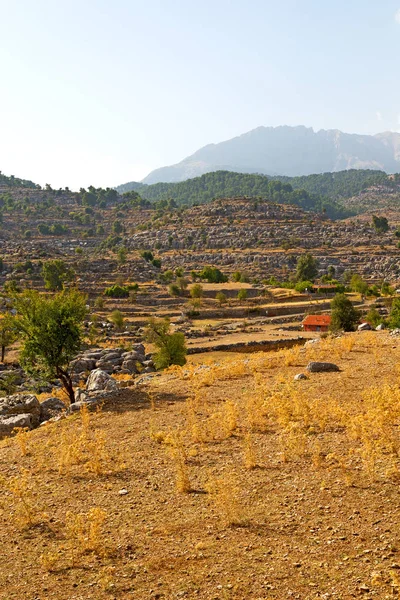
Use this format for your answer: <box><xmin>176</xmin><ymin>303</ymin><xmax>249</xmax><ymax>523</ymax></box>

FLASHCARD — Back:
<box><xmin>1</xmin><ymin>0</ymin><xmax>400</xmax><ymax>190</ymax></box>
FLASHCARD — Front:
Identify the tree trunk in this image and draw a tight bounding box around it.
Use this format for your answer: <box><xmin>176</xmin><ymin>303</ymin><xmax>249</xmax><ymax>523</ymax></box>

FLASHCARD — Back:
<box><xmin>56</xmin><ymin>366</ymin><xmax>75</xmax><ymax>404</ymax></box>
<box><xmin>1</xmin><ymin>345</ymin><xmax>5</xmax><ymax>363</ymax></box>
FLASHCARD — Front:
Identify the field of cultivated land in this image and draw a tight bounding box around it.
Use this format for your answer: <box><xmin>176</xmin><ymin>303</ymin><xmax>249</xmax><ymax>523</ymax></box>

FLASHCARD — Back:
<box><xmin>2</xmin><ymin>331</ymin><xmax>400</xmax><ymax>599</ymax></box>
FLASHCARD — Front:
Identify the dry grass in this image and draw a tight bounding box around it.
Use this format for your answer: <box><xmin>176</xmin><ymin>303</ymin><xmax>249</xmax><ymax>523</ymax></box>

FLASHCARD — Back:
<box><xmin>2</xmin><ymin>331</ymin><xmax>400</xmax><ymax>598</ymax></box>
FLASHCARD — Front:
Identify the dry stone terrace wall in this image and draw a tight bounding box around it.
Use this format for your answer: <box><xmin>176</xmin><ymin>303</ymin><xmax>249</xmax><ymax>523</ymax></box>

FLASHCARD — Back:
<box><xmin>0</xmin><ymin>193</ymin><xmax>399</xmax><ymax>285</ymax></box>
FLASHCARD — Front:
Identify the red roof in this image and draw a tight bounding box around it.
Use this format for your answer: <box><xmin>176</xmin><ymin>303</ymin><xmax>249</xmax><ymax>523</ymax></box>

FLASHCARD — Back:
<box><xmin>302</xmin><ymin>315</ymin><xmax>331</xmax><ymax>326</ymax></box>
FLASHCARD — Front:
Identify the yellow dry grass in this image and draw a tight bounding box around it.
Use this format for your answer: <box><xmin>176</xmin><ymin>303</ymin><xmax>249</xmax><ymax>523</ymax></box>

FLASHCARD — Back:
<box><xmin>2</xmin><ymin>331</ymin><xmax>400</xmax><ymax>598</ymax></box>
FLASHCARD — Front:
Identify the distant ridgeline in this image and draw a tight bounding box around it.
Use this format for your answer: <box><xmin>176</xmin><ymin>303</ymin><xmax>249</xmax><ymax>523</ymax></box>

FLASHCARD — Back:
<box><xmin>0</xmin><ymin>171</ymin><xmax>39</xmax><ymax>189</ymax></box>
<box><xmin>116</xmin><ymin>169</ymin><xmax>391</xmax><ymax>219</ymax></box>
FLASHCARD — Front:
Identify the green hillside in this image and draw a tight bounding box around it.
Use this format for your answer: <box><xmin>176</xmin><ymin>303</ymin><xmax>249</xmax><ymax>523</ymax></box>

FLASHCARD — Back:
<box><xmin>0</xmin><ymin>171</ymin><xmax>39</xmax><ymax>189</ymax></box>
<box><xmin>117</xmin><ymin>170</ymin><xmax>388</xmax><ymax>219</ymax></box>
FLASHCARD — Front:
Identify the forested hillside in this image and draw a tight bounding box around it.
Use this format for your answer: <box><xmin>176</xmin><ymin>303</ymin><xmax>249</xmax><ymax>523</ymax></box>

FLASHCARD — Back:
<box><xmin>117</xmin><ymin>170</ymin><xmax>391</xmax><ymax>219</ymax></box>
<box><xmin>275</xmin><ymin>169</ymin><xmax>387</xmax><ymax>198</ymax></box>
<box><xmin>0</xmin><ymin>171</ymin><xmax>39</xmax><ymax>189</ymax></box>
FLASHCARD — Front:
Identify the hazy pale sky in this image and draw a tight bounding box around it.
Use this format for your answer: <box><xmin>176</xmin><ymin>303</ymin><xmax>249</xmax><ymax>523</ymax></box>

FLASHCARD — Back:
<box><xmin>1</xmin><ymin>0</ymin><xmax>400</xmax><ymax>189</ymax></box>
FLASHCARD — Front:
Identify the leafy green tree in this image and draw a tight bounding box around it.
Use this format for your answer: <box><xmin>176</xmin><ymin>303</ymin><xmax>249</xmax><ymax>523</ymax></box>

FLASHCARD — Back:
<box><xmin>198</xmin><ymin>266</ymin><xmax>228</xmax><ymax>283</ymax></box>
<box><xmin>162</xmin><ymin>270</ymin><xmax>174</xmax><ymax>283</ymax></box>
<box><xmin>141</xmin><ymin>250</ymin><xmax>154</xmax><ymax>262</ymax></box>
<box><xmin>381</xmin><ymin>281</ymin><xmax>394</xmax><ymax>296</ymax></box>
<box><xmin>112</xmin><ymin>220</ymin><xmax>124</xmax><ymax>234</ymax></box>
<box><xmin>151</xmin><ymin>258</ymin><xmax>162</xmax><ymax>269</ymax></box>
<box><xmin>103</xmin><ymin>285</ymin><xmax>129</xmax><ymax>298</ymax></box>
<box><xmin>117</xmin><ymin>246</ymin><xmax>128</xmax><ymax>265</ymax></box>
<box><xmin>110</xmin><ymin>310</ymin><xmax>124</xmax><ymax>331</ymax></box>
<box><xmin>295</xmin><ymin>253</ymin><xmax>319</xmax><ymax>282</ymax></box>
<box><xmin>330</xmin><ymin>294</ymin><xmax>360</xmax><ymax>332</ymax></box>
<box><xmin>216</xmin><ymin>291</ymin><xmax>227</xmax><ymax>306</ymax></box>
<box><xmin>350</xmin><ymin>274</ymin><xmax>368</xmax><ymax>296</ymax></box>
<box><xmin>365</xmin><ymin>307</ymin><xmax>383</xmax><ymax>328</ymax></box>
<box><xmin>372</xmin><ymin>215</ymin><xmax>389</xmax><ymax>233</ymax></box>
<box><xmin>168</xmin><ymin>283</ymin><xmax>181</xmax><ymax>297</ymax></box>
<box><xmin>190</xmin><ymin>284</ymin><xmax>204</xmax><ymax>299</ymax></box>
<box><xmin>237</xmin><ymin>289</ymin><xmax>248</xmax><ymax>301</ymax></box>
<box><xmin>389</xmin><ymin>298</ymin><xmax>400</xmax><ymax>329</ymax></box>
<box><xmin>0</xmin><ymin>313</ymin><xmax>18</xmax><ymax>362</ymax></box>
<box><xmin>42</xmin><ymin>260</ymin><xmax>75</xmax><ymax>291</ymax></box>
<box><xmin>144</xmin><ymin>317</ymin><xmax>187</xmax><ymax>369</ymax></box>
<box><xmin>177</xmin><ymin>277</ymin><xmax>188</xmax><ymax>292</ymax></box>
<box><xmin>232</xmin><ymin>271</ymin><xmax>242</xmax><ymax>282</ymax></box>
<box><xmin>294</xmin><ymin>280</ymin><xmax>314</xmax><ymax>293</ymax></box>
<box><xmin>13</xmin><ymin>289</ymin><xmax>88</xmax><ymax>403</ymax></box>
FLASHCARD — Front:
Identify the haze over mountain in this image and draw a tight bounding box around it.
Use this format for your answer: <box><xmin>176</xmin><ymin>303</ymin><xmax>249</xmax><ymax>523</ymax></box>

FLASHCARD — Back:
<box><xmin>139</xmin><ymin>126</ymin><xmax>400</xmax><ymax>185</ymax></box>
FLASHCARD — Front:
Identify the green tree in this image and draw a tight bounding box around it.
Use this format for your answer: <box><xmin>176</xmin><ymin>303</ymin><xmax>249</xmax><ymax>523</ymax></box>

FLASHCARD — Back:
<box><xmin>381</xmin><ymin>281</ymin><xmax>394</xmax><ymax>296</ymax></box>
<box><xmin>237</xmin><ymin>289</ymin><xmax>248</xmax><ymax>302</ymax></box>
<box><xmin>144</xmin><ymin>317</ymin><xmax>187</xmax><ymax>369</ymax></box>
<box><xmin>216</xmin><ymin>291</ymin><xmax>227</xmax><ymax>306</ymax></box>
<box><xmin>110</xmin><ymin>310</ymin><xmax>124</xmax><ymax>331</ymax></box>
<box><xmin>365</xmin><ymin>306</ymin><xmax>382</xmax><ymax>328</ymax></box>
<box><xmin>42</xmin><ymin>259</ymin><xmax>75</xmax><ymax>291</ymax></box>
<box><xmin>168</xmin><ymin>283</ymin><xmax>181</xmax><ymax>297</ymax></box>
<box><xmin>190</xmin><ymin>284</ymin><xmax>204</xmax><ymax>299</ymax></box>
<box><xmin>0</xmin><ymin>313</ymin><xmax>18</xmax><ymax>362</ymax></box>
<box><xmin>389</xmin><ymin>298</ymin><xmax>400</xmax><ymax>329</ymax></box>
<box><xmin>13</xmin><ymin>289</ymin><xmax>88</xmax><ymax>403</ymax></box>
<box><xmin>117</xmin><ymin>246</ymin><xmax>128</xmax><ymax>265</ymax></box>
<box><xmin>350</xmin><ymin>274</ymin><xmax>368</xmax><ymax>296</ymax></box>
<box><xmin>330</xmin><ymin>294</ymin><xmax>360</xmax><ymax>332</ymax></box>
<box><xmin>372</xmin><ymin>215</ymin><xmax>389</xmax><ymax>233</ymax></box>
<box><xmin>112</xmin><ymin>220</ymin><xmax>124</xmax><ymax>234</ymax></box>
<box><xmin>295</xmin><ymin>253</ymin><xmax>319</xmax><ymax>282</ymax></box>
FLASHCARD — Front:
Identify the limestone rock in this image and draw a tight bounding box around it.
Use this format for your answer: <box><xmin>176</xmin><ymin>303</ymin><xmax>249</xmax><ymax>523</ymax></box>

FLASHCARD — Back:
<box><xmin>86</xmin><ymin>369</ymin><xmax>118</xmax><ymax>392</ymax></box>
<box><xmin>0</xmin><ymin>413</ymin><xmax>33</xmax><ymax>437</ymax></box>
<box><xmin>306</xmin><ymin>362</ymin><xmax>340</xmax><ymax>373</ymax></box>
<box><xmin>294</xmin><ymin>373</ymin><xmax>308</xmax><ymax>381</ymax></box>
<box><xmin>0</xmin><ymin>394</ymin><xmax>41</xmax><ymax>427</ymax></box>
<box><xmin>70</xmin><ymin>358</ymin><xmax>96</xmax><ymax>373</ymax></box>
<box><xmin>40</xmin><ymin>397</ymin><xmax>67</xmax><ymax>422</ymax></box>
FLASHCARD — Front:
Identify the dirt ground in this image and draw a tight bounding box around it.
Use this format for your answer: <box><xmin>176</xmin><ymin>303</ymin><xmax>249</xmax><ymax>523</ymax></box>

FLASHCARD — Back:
<box><xmin>1</xmin><ymin>331</ymin><xmax>400</xmax><ymax>599</ymax></box>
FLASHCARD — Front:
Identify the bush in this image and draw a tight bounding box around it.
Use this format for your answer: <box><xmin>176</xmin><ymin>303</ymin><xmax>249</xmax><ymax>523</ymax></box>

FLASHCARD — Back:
<box><xmin>168</xmin><ymin>283</ymin><xmax>181</xmax><ymax>297</ymax></box>
<box><xmin>141</xmin><ymin>251</ymin><xmax>154</xmax><ymax>262</ymax></box>
<box><xmin>110</xmin><ymin>310</ymin><xmax>124</xmax><ymax>331</ymax></box>
<box><xmin>190</xmin><ymin>284</ymin><xmax>204</xmax><ymax>298</ymax></box>
<box><xmin>294</xmin><ymin>280</ymin><xmax>314</xmax><ymax>293</ymax></box>
<box><xmin>216</xmin><ymin>291</ymin><xmax>227</xmax><ymax>305</ymax></box>
<box><xmin>144</xmin><ymin>318</ymin><xmax>187</xmax><ymax>369</ymax></box>
<box><xmin>151</xmin><ymin>258</ymin><xmax>162</xmax><ymax>269</ymax></box>
<box><xmin>198</xmin><ymin>266</ymin><xmax>228</xmax><ymax>283</ymax></box>
<box><xmin>103</xmin><ymin>285</ymin><xmax>129</xmax><ymax>298</ymax></box>
<box><xmin>389</xmin><ymin>298</ymin><xmax>400</xmax><ymax>329</ymax></box>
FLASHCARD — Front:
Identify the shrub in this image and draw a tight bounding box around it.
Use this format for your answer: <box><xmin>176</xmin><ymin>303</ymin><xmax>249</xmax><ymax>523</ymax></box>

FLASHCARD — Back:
<box><xmin>198</xmin><ymin>266</ymin><xmax>228</xmax><ymax>283</ymax></box>
<box><xmin>110</xmin><ymin>310</ymin><xmax>124</xmax><ymax>331</ymax></box>
<box><xmin>103</xmin><ymin>285</ymin><xmax>129</xmax><ymax>298</ymax></box>
<box><xmin>151</xmin><ymin>258</ymin><xmax>162</xmax><ymax>269</ymax></box>
<box><xmin>389</xmin><ymin>298</ymin><xmax>400</xmax><ymax>329</ymax></box>
<box><xmin>144</xmin><ymin>318</ymin><xmax>187</xmax><ymax>369</ymax></box>
<box><xmin>190</xmin><ymin>284</ymin><xmax>204</xmax><ymax>298</ymax></box>
<box><xmin>216</xmin><ymin>291</ymin><xmax>227</xmax><ymax>305</ymax></box>
<box><xmin>141</xmin><ymin>250</ymin><xmax>154</xmax><ymax>262</ymax></box>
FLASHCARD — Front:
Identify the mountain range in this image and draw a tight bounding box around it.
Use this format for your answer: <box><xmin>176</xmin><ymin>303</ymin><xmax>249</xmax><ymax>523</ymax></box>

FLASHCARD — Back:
<box><xmin>134</xmin><ymin>125</ymin><xmax>400</xmax><ymax>185</ymax></box>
